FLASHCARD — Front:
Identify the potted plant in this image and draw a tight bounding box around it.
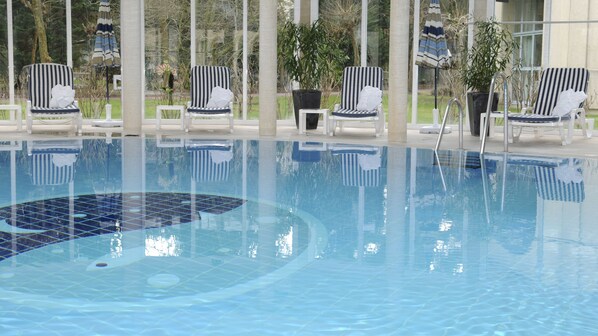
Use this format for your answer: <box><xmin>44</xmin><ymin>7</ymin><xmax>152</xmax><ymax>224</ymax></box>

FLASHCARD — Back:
<box><xmin>278</xmin><ymin>20</ymin><xmax>342</xmax><ymax>129</ymax></box>
<box><xmin>460</xmin><ymin>19</ymin><xmax>517</xmax><ymax>136</ymax></box>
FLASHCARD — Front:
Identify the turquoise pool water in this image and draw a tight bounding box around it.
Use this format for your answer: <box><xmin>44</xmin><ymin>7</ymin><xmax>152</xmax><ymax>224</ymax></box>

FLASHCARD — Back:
<box><xmin>0</xmin><ymin>138</ymin><xmax>596</xmax><ymax>335</ymax></box>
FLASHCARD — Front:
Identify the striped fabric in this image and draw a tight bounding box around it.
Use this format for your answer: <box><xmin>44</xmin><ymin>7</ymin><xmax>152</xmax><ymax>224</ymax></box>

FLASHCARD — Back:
<box><xmin>510</xmin><ymin>68</ymin><xmax>589</xmax><ymax>121</ymax></box>
<box><xmin>28</xmin><ymin>63</ymin><xmax>79</xmax><ymax>112</ymax></box>
<box><xmin>338</xmin><ymin>153</ymin><xmax>380</xmax><ymax>187</ymax></box>
<box><xmin>333</xmin><ymin>66</ymin><xmax>383</xmax><ymax>117</ymax></box>
<box><xmin>535</xmin><ymin>166</ymin><xmax>584</xmax><ymax>203</ymax></box>
<box><xmin>30</xmin><ymin>104</ymin><xmax>79</xmax><ymax>114</ymax></box>
<box><xmin>333</xmin><ymin>108</ymin><xmax>378</xmax><ymax>118</ymax></box>
<box><xmin>187</xmin><ymin>106</ymin><xmax>231</xmax><ymax>114</ymax></box>
<box><xmin>415</xmin><ymin>0</ymin><xmax>451</xmax><ymax>68</ymax></box>
<box><xmin>30</xmin><ymin>153</ymin><xmax>78</xmax><ymax>186</ymax></box>
<box><xmin>91</xmin><ymin>0</ymin><xmax>120</xmax><ymax>66</ymax></box>
<box><xmin>189</xmin><ymin>66</ymin><xmax>232</xmax><ymax>110</ymax></box>
<box><xmin>331</xmin><ymin>146</ymin><xmax>381</xmax><ymax>187</ymax></box>
<box><xmin>508</xmin><ymin>113</ymin><xmax>571</xmax><ymax>123</ymax></box>
<box><xmin>189</xmin><ymin>149</ymin><xmax>231</xmax><ymax>182</ymax></box>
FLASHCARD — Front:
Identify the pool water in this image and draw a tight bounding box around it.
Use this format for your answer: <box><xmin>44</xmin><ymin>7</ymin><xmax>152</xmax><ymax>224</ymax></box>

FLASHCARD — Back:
<box><xmin>0</xmin><ymin>138</ymin><xmax>596</xmax><ymax>335</ymax></box>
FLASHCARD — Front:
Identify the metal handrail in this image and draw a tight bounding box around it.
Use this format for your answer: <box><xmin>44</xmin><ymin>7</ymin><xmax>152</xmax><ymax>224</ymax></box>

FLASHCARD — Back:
<box><xmin>480</xmin><ymin>72</ymin><xmax>510</xmax><ymax>154</ymax></box>
<box><xmin>434</xmin><ymin>97</ymin><xmax>464</xmax><ymax>152</ymax></box>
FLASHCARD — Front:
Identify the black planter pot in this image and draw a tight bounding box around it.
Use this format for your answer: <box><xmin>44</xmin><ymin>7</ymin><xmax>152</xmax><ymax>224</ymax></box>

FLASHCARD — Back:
<box><xmin>467</xmin><ymin>92</ymin><xmax>499</xmax><ymax>136</ymax></box>
<box><xmin>292</xmin><ymin>90</ymin><xmax>321</xmax><ymax>130</ymax></box>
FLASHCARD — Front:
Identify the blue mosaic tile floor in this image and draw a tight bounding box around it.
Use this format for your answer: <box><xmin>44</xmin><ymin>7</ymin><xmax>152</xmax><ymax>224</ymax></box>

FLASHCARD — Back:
<box><xmin>0</xmin><ymin>192</ymin><xmax>245</xmax><ymax>260</ymax></box>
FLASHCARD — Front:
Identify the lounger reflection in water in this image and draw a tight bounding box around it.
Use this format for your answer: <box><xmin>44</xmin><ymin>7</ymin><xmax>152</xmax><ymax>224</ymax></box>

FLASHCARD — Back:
<box><xmin>536</xmin><ymin>158</ymin><xmax>585</xmax><ymax>203</ymax></box>
<box><xmin>27</xmin><ymin>140</ymin><xmax>82</xmax><ymax>186</ymax></box>
<box><xmin>185</xmin><ymin>140</ymin><xmax>234</xmax><ymax>182</ymax></box>
<box><xmin>330</xmin><ymin>144</ymin><xmax>381</xmax><ymax>187</ymax></box>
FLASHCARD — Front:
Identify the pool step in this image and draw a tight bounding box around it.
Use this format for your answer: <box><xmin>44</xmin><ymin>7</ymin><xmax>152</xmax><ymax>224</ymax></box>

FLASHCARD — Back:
<box><xmin>433</xmin><ymin>151</ymin><xmax>481</xmax><ymax>169</ymax></box>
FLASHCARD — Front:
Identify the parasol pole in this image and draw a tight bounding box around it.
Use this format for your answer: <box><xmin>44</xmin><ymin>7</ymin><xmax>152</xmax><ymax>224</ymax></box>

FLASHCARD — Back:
<box><xmin>105</xmin><ymin>65</ymin><xmax>113</xmax><ymax>122</ymax></box>
<box><xmin>433</xmin><ymin>66</ymin><xmax>439</xmax><ymax>127</ymax></box>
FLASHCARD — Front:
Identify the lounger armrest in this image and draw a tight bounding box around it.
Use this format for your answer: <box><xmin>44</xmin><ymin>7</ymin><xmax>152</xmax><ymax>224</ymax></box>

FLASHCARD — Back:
<box><xmin>571</xmin><ymin>107</ymin><xmax>584</xmax><ymax>118</ymax></box>
<box><xmin>521</xmin><ymin>106</ymin><xmax>533</xmax><ymax>114</ymax></box>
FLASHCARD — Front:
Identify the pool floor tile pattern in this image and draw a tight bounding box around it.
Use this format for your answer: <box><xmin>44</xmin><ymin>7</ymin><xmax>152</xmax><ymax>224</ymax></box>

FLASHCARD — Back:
<box><xmin>0</xmin><ymin>192</ymin><xmax>245</xmax><ymax>260</ymax></box>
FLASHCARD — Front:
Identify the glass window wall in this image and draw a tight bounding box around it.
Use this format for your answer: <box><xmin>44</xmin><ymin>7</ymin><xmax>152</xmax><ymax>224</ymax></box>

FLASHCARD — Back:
<box><xmin>1</xmin><ymin>3</ymin><xmax>9</xmax><ymax>105</ymax></box>
<box><xmin>144</xmin><ymin>0</ymin><xmax>190</xmax><ymax>122</ymax></box>
<box><xmin>194</xmin><ymin>0</ymin><xmax>258</xmax><ymax>120</ymax></box>
<box><xmin>512</xmin><ymin>0</ymin><xmax>544</xmax><ymax>108</ymax></box>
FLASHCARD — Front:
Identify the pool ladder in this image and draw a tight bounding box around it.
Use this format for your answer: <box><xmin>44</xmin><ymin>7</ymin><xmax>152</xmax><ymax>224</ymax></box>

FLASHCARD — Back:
<box><xmin>435</xmin><ymin>72</ymin><xmax>510</xmax><ymax>154</ymax></box>
<box><xmin>434</xmin><ymin>98</ymin><xmax>464</xmax><ymax>152</ymax></box>
<box><xmin>480</xmin><ymin>72</ymin><xmax>510</xmax><ymax>154</ymax></box>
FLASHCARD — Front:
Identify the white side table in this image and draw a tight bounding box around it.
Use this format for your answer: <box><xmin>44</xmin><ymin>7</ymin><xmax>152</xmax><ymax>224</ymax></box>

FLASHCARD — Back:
<box><xmin>156</xmin><ymin>105</ymin><xmax>185</xmax><ymax>130</ymax></box>
<box><xmin>299</xmin><ymin>108</ymin><xmax>328</xmax><ymax>135</ymax></box>
<box><xmin>0</xmin><ymin>104</ymin><xmax>22</xmax><ymax>131</ymax></box>
<box><xmin>480</xmin><ymin>112</ymin><xmax>504</xmax><ymax>137</ymax></box>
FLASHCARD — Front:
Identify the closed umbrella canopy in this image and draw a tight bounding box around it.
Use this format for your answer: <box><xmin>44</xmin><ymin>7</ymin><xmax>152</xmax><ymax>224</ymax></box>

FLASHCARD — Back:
<box><xmin>416</xmin><ymin>0</ymin><xmax>451</xmax><ymax>133</ymax></box>
<box><xmin>415</xmin><ymin>0</ymin><xmax>450</xmax><ymax>69</ymax></box>
<box><xmin>90</xmin><ymin>0</ymin><xmax>122</xmax><ymax>127</ymax></box>
<box><xmin>92</xmin><ymin>0</ymin><xmax>120</xmax><ymax>68</ymax></box>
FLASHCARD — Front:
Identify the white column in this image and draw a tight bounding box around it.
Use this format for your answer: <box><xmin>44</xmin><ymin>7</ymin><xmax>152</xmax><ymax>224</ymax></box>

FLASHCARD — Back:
<box><xmin>66</xmin><ymin>0</ymin><xmax>72</xmax><ymax>67</ymax></box>
<box><xmin>191</xmin><ymin>0</ymin><xmax>196</xmax><ymax>67</ymax></box>
<box><xmin>121</xmin><ymin>137</ymin><xmax>145</xmax><ymax>251</ymax></box>
<box><xmin>257</xmin><ymin>140</ymin><xmax>277</xmax><ymax>258</ymax></box>
<box><xmin>411</xmin><ymin>0</ymin><xmax>421</xmax><ymax>125</ymax></box>
<box><xmin>388</xmin><ymin>0</ymin><xmax>410</xmax><ymax>142</ymax></box>
<box><xmin>121</xmin><ymin>0</ymin><xmax>144</xmax><ymax>135</ymax></box>
<box><xmin>486</xmin><ymin>0</ymin><xmax>495</xmax><ymax>18</ymax></box>
<box><xmin>361</xmin><ymin>0</ymin><xmax>368</xmax><ymax>66</ymax></box>
<box><xmin>385</xmin><ymin>147</ymin><xmax>408</xmax><ymax>269</ymax></box>
<box><xmin>542</xmin><ymin>0</ymin><xmax>552</xmax><ymax>67</ymax></box>
<box><xmin>294</xmin><ymin>0</ymin><xmax>300</xmax><ymax>23</ymax></box>
<box><xmin>468</xmin><ymin>0</ymin><xmax>474</xmax><ymax>51</ymax></box>
<box><xmin>259</xmin><ymin>0</ymin><xmax>277</xmax><ymax>136</ymax></box>
<box><xmin>242</xmin><ymin>0</ymin><xmax>248</xmax><ymax>119</ymax></box>
<box><xmin>310</xmin><ymin>0</ymin><xmax>319</xmax><ymax>22</ymax></box>
<box><xmin>7</xmin><ymin>0</ymin><xmax>15</xmax><ymax>104</ymax></box>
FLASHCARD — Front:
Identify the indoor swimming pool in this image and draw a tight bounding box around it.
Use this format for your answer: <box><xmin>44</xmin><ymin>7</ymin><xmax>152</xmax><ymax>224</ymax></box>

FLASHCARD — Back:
<box><xmin>0</xmin><ymin>137</ymin><xmax>596</xmax><ymax>335</ymax></box>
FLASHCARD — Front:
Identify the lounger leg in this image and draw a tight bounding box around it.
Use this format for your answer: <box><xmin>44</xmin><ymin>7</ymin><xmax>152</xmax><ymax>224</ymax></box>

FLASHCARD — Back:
<box><xmin>534</xmin><ymin>127</ymin><xmax>543</xmax><ymax>138</ymax></box>
<box><xmin>512</xmin><ymin>126</ymin><xmax>522</xmax><ymax>142</ymax></box>
<box><xmin>27</xmin><ymin>115</ymin><xmax>32</xmax><ymax>134</ymax></box>
<box><xmin>586</xmin><ymin>118</ymin><xmax>594</xmax><ymax>138</ymax></box>
<box><xmin>558</xmin><ymin>119</ymin><xmax>572</xmax><ymax>146</ymax></box>
<box><xmin>375</xmin><ymin>110</ymin><xmax>386</xmax><ymax>137</ymax></box>
<box><xmin>229</xmin><ymin>114</ymin><xmax>234</xmax><ymax>134</ymax></box>
<box><xmin>565</xmin><ymin>118</ymin><xmax>574</xmax><ymax>145</ymax></box>
<box><xmin>26</xmin><ymin>102</ymin><xmax>32</xmax><ymax>134</ymax></box>
<box><xmin>330</xmin><ymin>118</ymin><xmax>336</xmax><ymax>136</ymax></box>
<box><xmin>77</xmin><ymin>115</ymin><xmax>82</xmax><ymax>135</ymax></box>
<box><xmin>375</xmin><ymin>115</ymin><xmax>384</xmax><ymax>137</ymax></box>
<box><xmin>578</xmin><ymin>110</ymin><xmax>593</xmax><ymax>139</ymax></box>
<box><xmin>558</xmin><ymin>126</ymin><xmax>566</xmax><ymax>145</ymax></box>
<box><xmin>507</xmin><ymin>122</ymin><xmax>514</xmax><ymax>143</ymax></box>
<box><xmin>185</xmin><ymin>113</ymin><xmax>190</xmax><ymax>132</ymax></box>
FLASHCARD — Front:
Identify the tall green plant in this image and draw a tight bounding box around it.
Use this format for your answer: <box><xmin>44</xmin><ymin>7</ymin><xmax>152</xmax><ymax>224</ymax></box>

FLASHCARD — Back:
<box><xmin>278</xmin><ymin>20</ymin><xmax>344</xmax><ymax>90</ymax></box>
<box><xmin>460</xmin><ymin>19</ymin><xmax>517</xmax><ymax>93</ymax></box>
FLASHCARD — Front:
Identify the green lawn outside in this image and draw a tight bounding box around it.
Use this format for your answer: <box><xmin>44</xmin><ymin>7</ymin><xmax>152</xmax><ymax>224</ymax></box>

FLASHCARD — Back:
<box><xmin>3</xmin><ymin>94</ymin><xmax>596</xmax><ymax>125</ymax></box>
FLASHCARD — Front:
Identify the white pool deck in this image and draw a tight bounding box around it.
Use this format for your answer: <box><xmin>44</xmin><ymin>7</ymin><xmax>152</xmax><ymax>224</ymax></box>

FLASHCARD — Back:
<box><xmin>0</xmin><ymin>121</ymin><xmax>596</xmax><ymax>159</ymax></box>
